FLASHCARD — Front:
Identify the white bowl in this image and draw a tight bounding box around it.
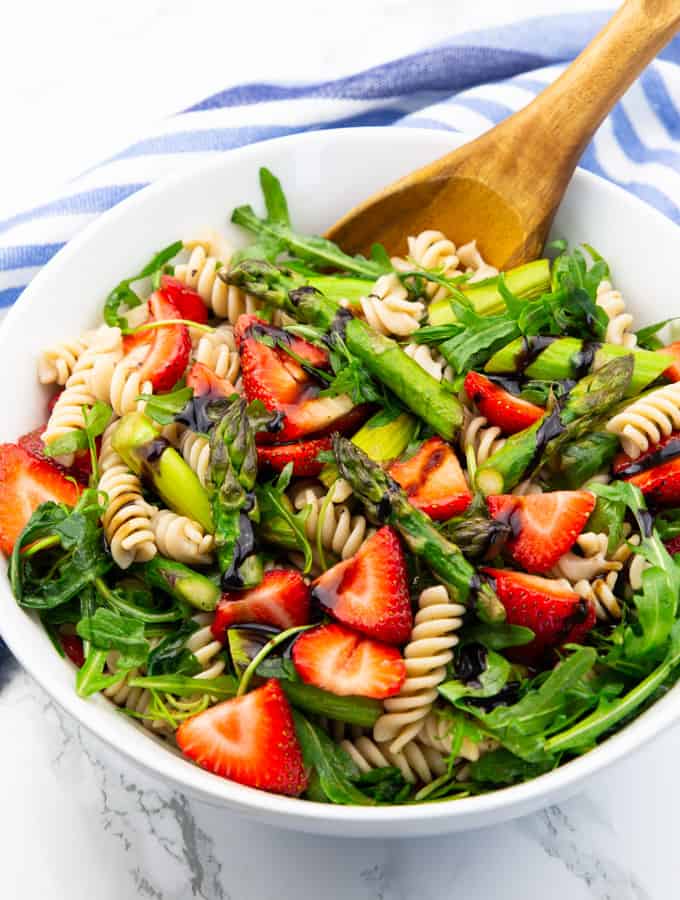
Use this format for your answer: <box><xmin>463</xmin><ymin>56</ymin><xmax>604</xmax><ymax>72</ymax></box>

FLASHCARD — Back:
<box><xmin>1</xmin><ymin>127</ymin><xmax>679</xmax><ymax>837</ymax></box>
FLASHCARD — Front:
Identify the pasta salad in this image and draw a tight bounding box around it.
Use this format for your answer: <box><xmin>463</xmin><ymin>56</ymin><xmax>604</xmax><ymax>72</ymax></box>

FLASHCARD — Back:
<box><xmin>6</xmin><ymin>168</ymin><xmax>680</xmax><ymax>805</ymax></box>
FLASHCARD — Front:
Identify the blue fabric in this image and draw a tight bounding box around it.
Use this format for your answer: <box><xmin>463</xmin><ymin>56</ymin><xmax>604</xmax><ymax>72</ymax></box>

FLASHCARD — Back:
<box><xmin>1</xmin><ymin>11</ymin><xmax>679</xmax><ymax>658</ymax></box>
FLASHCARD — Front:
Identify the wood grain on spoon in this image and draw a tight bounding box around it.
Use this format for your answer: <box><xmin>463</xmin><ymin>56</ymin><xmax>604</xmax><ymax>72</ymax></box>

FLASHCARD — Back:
<box><xmin>326</xmin><ymin>0</ymin><xmax>680</xmax><ymax>269</ymax></box>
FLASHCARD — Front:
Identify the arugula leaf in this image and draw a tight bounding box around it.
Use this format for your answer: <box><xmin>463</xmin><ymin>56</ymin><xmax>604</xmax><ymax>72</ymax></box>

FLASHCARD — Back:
<box><xmin>439</xmin><ymin>649</ymin><xmax>512</xmax><ymax>705</ymax></box>
<box><xmin>126</xmin><ymin>674</ymin><xmax>238</xmax><ymax>697</ymax></box>
<box><xmin>461</xmin><ymin>623</ymin><xmax>535</xmax><ymax>651</ymax></box>
<box><xmin>585</xmin><ymin>491</ymin><xmax>627</xmax><ymax>554</ymax></box>
<box><xmin>255</xmin><ymin>469</ymin><xmax>313</xmax><ymax>571</ymax></box>
<box><xmin>355</xmin><ymin>767</ymin><xmax>410</xmax><ymax>803</ymax></box>
<box><xmin>655</xmin><ymin>509</ymin><xmax>680</xmax><ymax>543</ymax></box>
<box><xmin>292</xmin><ymin>710</ymin><xmax>374</xmax><ymax>805</ymax></box>
<box><xmin>469</xmin><ymin>748</ymin><xmax>555</xmax><ymax>785</ymax></box>
<box><xmin>104</xmin><ymin>241</ymin><xmax>183</xmax><ymax>329</ymax></box>
<box><xmin>42</xmin><ymin>401</ymin><xmax>113</xmax><ymax>485</ymax></box>
<box><xmin>42</xmin><ymin>429</ymin><xmax>88</xmax><ymax>458</ymax></box>
<box><xmin>77</xmin><ymin>608</ymin><xmax>149</xmax><ymax>670</ymax></box>
<box><xmin>636</xmin><ymin>318</ymin><xmax>678</xmax><ymax>350</ymax></box>
<box><xmin>439</xmin><ymin>312</ymin><xmax>520</xmax><ymax>374</ymax></box>
<box><xmin>146</xmin><ymin>620</ymin><xmax>202</xmax><ymax>676</ymax></box>
<box><xmin>260</xmin><ymin>167</ymin><xmax>291</xmax><ymax>226</ymax></box>
<box><xmin>140</xmin><ymin>385</ymin><xmax>193</xmax><ymax>426</ymax></box>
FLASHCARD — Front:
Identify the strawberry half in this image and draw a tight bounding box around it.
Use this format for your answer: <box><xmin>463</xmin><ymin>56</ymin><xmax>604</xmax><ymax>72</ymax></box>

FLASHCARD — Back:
<box><xmin>160</xmin><ymin>274</ymin><xmax>209</xmax><ymax>325</ymax></box>
<box><xmin>0</xmin><ymin>443</ymin><xmax>81</xmax><ymax>555</ymax></box>
<box><xmin>487</xmin><ymin>490</ymin><xmax>595</xmax><ymax>573</ymax></box>
<box><xmin>235</xmin><ymin>314</ymin><xmax>363</xmax><ymax>442</ymax></box>
<box><xmin>185</xmin><ymin>361</ymin><xmax>236</xmax><ymax>398</ymax></box>
<box><xmin>660</xmin><ymin>340</ymin><xmax>680</xmax><ymax>382</ymax></box>
<box><xmin>18</xmin><ymin>426</ymin><xmax>92</xmax><ymax>485</ymax></box>
<box><xmin>257</xmin><ymin>437</ymin><xmax>332</xmax><ymax>477</ymax></box>
<box><xmin>483</xmin><ymin>567</ymin><xmax>595</xmax><ymax>665</ymax></box>
<box><xmin>388</xmin><ymin>436</ymin><xmax>472</xmax><ymax>520</ymax></box>
<box><xmin>666</xmin><ymin>534</ymin><xmax>680</xmax><ymax>555</ymax></box>
<box><xmin>292</xmin><ymin>623</ymin><xmax>406</xmax><ymax>699</ymax></box>
<box><xmin>211</xmin><ymin>569</ymin><xmax>311</xmax><ymax>640</ymax></box>
<box><xmin>625</xmin><ymin>456</ymin><xmax>680</xmax><ymax>507</ymax></box>
<box><xmin>464</xmin><ymin>371</ymin><xmax>543</xmax><ymax>434</ymax></box>
<box><xmin>176</xmin><ymin>679</ymin><xmax>308</xmax><ymax>796</ymax></box>
<box><xmin>137</xmin><ymin>291</ymin><xmax>191</xmax><ymax>393</ymax></box>
<box><xmin>59</xmin><ymin>633</ymin><xmax>85</xmax><ymax>668</ymax></box>
<box><xmin>311</xmin><ymin>526</ymin><xmax>412</xmax><ymax>645</ymax></box>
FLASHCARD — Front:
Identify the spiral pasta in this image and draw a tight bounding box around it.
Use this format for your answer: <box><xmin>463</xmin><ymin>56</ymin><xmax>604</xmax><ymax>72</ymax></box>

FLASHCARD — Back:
<box><xmin>417</xmin><ymin>710</ymin><xmax>495</xmax><ymax>763</ymax></box>
<box><xmin>606</xmin><ymin>382</ymin><xmax>680</xmax><ymax>458</ymax></box>
<box><xmin>38</xmin><ymin>333</ymin><xmax>91</xmax><ymax>385</ymax></box>
<box><xmin>339</xmin><ymin>734</ymin><xmax>447</xmax><ymax>784</ymax></box>
<box><xmin>403</xmin><ymin>230</ymin><xmax>461</xmax><ymax>302</ymax></box>
<box><xmin>174</xmin><ymin>239</ymin><xmax>260</xmax><ymax>323</ymax></box>
<box><xmin>456</xmin><ymin>240</ymin><xmax>498</xmax><ymax>283</ymax></box>
<box><xmin>97</xmin><ymin>423</ymin><xmax>157</xmax><ymax>569</ymax></box>
<box><xmin>373</xmin><ymin>585</ymin><xmax>464</xmax><ymax>752</ymax></box>
<box><xmin>551</xmin><ymin>532</ymin><xmax>624</xmax><ymax>583</ymax></box>
<box><xmin>289</xmin><ymin>480</ymin><xmax>371</xmax><ymax>561</ymax></box>
<box><xmin>359</xmin><ymin>274</ymin><xmax>425</xmax><ymax>337</ymax></box>
<box><xmin>43</xmin><ymin>326</ymin><xmax>123</xmax><ymax>462</ymax></box>
<box><xmin>192</xmin><ymin>323</ymin><xmax>240</xmax><ymax>382</ymax></box>
<box><xmin>403</xmin><ymin>343</ymin><xmax>453</xmax><ymax>382</ymax></box>
<box><xmin>91</xmin><ymin>346</ymin><xmax>153</xmax><ymax>416</ymax></box>
<box><xmin>180</xmin><ymin>430</ymin><xmax>211</xmax><ymax>487</ymax></box>
<box><xmin>460</xmin><ymin>410</ymin><xmax>506</xmax><ymax>465</ymax></box>
<box><xmin>185</xmin><ymin>612</ymin><xmax>228</xmax><ymax>680</ymax></box>
<box><xmin>150</xmin><ymin>509</ymin><xmax>214</xmax><ymax>565</ymax></box>
<box><xmin>596</xmin><ymin>280</ymin><xmax>637</xmax><ymax>349</ymax></box>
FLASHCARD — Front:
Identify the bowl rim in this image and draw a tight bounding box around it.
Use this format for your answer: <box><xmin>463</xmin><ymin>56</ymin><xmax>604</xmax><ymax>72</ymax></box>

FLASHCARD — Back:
<box><xmin>2</xmin><ymin>124</ymin><xmax>679</xmax><ymax>830</ymax></box>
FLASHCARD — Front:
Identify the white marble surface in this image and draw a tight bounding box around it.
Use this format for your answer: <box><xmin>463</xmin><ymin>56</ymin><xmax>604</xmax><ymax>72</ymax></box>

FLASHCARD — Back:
<box><xmin>2</xmin><ymin>1</ymin><xmax>680</xmax><ymax>897</ymax></box>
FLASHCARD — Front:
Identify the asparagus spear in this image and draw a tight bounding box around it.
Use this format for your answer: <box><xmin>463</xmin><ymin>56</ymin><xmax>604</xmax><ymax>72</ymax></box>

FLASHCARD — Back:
<box><xmin>138</xmin><ymin>556</ymin><xmax>220</xmax><ymax>611</ymax></box>
<box><xmin>332</xmin><ymin>434</ymin><xmax>504</xmax><ymax>622</ymax></box>
<box><xmin>224</xmin><ymin>260</ymin><xmax>464</xmax><ymax>440</ymax></box>
<box><xmin>112</xmin><ymin>413</ymin><xmax>213</xmax><ymax>531</ymax></box>
<box><xmin>475</xmin><ymin>356</ymin><xmax>634</xmax><ymax>496</ymax></box>
<box><xmin>485</xmin><ymin>335</ymin><xmax>670</xmax><ymax>396</ymax></box>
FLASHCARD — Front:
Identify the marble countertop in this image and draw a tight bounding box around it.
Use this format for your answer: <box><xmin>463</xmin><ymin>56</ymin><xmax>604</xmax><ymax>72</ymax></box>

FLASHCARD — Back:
<box><xmin>2</xmin><ymin>1</ymin><xmax>678</xmax><ymax>897</ymax></box>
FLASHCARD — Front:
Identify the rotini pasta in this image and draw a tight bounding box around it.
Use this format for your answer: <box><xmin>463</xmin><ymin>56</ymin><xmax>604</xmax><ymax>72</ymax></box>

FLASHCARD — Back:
<box><xmin>38</xmin><ymin>333</ymin><xmax>91</xmax><ymax>386</ymax></box>
<box><xmin>373</xmin><ymin>585</ymin><xmax>465</xmax><ymax>753</ymax></box>
<box><xmin>174</xmin><ymin>239</ymin><xmax>260</xmax><ymax>323</ymax></box>
<box><xmin>417</xmin><ymin>710</ymin><xmax>495</xmax><ymax>764</ymax></box>
<box><xmin>98</xmin><ymin>423</ymin><xmax>157</xmax><ymax>569</ymax></box>
<box><xmin>179</xmin><ymin>429</ymin><xmax>211</xmax><ymax>487</ymax></box>
<box><xmin>606</xmin><ymin>382</ymin><xmax>680</xmax><ymax>458</ymax></box>
<box><xmin>456</xmin><ymin>239</ymin><xmax>498</xmax><ymax>283</ymax></box>
<box><xmin>403</xmin><ymin>343</ymin><xmax>453</xmax><ymax>381</ymax></box>
<box><xmin>192</xmin><ymin>323</ymin><xmax>241</xmax><ymax>382</ymax></box>
<box><xmin>596</xmin><ymin>280</ymin><xmax>637</xmax><ymax>349</ymax></box>
<box><xmin>339</xmin><ymin>734</ymin><xmax>447</xmax><ymax>784</ymax></box>
<box><xmin>359</xmin><ymin>273</ymin><xmax>425</xmax><ymax>337</ymax></box>
<box><xmin>289</xmin><ymin>480</ymin><xmax>371</xmax><ymax>561</ymax></box>
<box><xmin>402</xmin><ymin>230</ymin><xmax>461</xmax><ymax>302</ymax></box>
<box><xmin>150</xmin><ymin>509</ymin><xmax>214</xmax><ymax>566</ymax></box>
<box><xmin>91</xmin><ymin>346</ymin><xmax>152</xmax><ymax>416</ymax></box>
<box><xmin>460</xmin><ymin>409</ymin><xmax>506</xmax><ymax>465</ymax></box>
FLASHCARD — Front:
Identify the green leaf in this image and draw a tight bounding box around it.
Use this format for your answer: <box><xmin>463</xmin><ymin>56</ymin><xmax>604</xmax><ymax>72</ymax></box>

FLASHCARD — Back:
<box><xmin>141</xmin><ymin>385</ymin><xmax>193</xmax><ymax>426</ymax></box>
<box><xmin>462</xmin><ymin>624</ymin><xmax>535</xmax><ymax>650</ymax></box>
<box><xmin>547</xmin><ymin>431</ymin><xmax>619</xmax><ymax>490</ymax></box>
<box><xmin>256</xmin><ymin>476</ymin><xmax>313</xmax><ymax>572</ymax></box>
<box><xmin>146</xmin><ymin>620</ymin><xmax>202</xmax><ymax>676</ymax></box>
<box><xmin>469</xmin><ymin>748</ymin><xmax>555</xmax><ymax>785</ymax></box>
<box><xmin>127</xmin><ymin>674</ymin><xmax>238</xmax><ymax>697</ymax></box>
<box><xmin>635</xmin><ymin>318</ymin><xmax>677</xmax><ymax>350</ymax></box>
<box><xmin>292</xmin><ymin>711</ymin><xmax>374</xmax><ymax>805</ymax></box>
<box><xmin>42</xmin><ymin>429</ymin><xmax>88</xmax><ymax>458</ymax></box>
<box><xmin>439</xmin><ymin>649</ymin><xmax>511</xmax><ymax>704</ymax></box>
<box><xmin>586</xmin><ymin>492</ymin><xmax>626</xmax><ymax>554</ymax></box>
<box><xmin>104</xmin><ymin>241</ymin><xmax>183</xmax><ymax>329</ymax></box>
<box><xmin>259</xmin><ymin>167</ymin><xmax>291</xmax><ymax>226</ymax></box>
<box><xmin>77</xmin><ymin>608</ymin><xmax>149</xmax><ymax>670</ymax></box>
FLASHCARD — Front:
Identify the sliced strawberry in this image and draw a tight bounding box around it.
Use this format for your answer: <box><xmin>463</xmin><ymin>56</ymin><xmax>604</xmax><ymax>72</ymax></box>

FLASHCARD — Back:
<box><xmin>665</xmin><ymin>534</ymin><xmax>680</xmax><ymax>555</ymax></box>
<box><xmin>311</xmin><ymin>526</ymin><xmax>412</xmax><ymax>645</ymax></box>
<box><xmin>483</xmin><ymin>567</ymin><xmax>595</xmax><ymax>665</ymax></box>
<box><xmin>236</xmin><ymin>314</ymin><xmax>362</xmax><ymax>442</ymax></box>
<box><xmin>59</xmin><ymin>633</ymin><xmax>85</xmax><ymax>668</ymax></box>
<box><xmin>487</xmin><ymin>490</ymin><xmax>595</xmax><ymax>574</ymax></box>
<box><xmin>137</xmin><ymin>291</ymin><xmax>191</xmax><ymax>393</ymax></box>
<box><xmin>257</xmin><ymin>437</ymin><xmax>332</xmax><ymax>477</ymax></box>
<box><xmin>661</xmin><ymin>340</ymin><xmax>680</xmax><ymax>382</ymax></box>
<box><xmin>0</xmin><ymin>444</ymin><xmax>81</xmax><ymax>555</ymax></box>
<box><xmin>292</xmin><ymin>623</ymin><xmax>406</xmax><ymax>699</ymax></box>
<box><xmin>160</xmin><ymin>274</ymin><xmax>209</xmax><ymax>325</ymax></box>
<box><xmin>185</xmin><ymin>361</ymin><xmax>236</xmax><ymax>398</ymax></box>
<box><xmin>176</xmin><ymin>679</ymin><xmax>307</xmax><ymax>796</ymax></box>
<box><xmin>122</xmin><ymin>301</ymin><xmax>153</xmax><ymax>355</ymax></box>
<box><xmin>18</xmin><ymin>426</ymin><xmax>92</xmax><ymax>485</ymax></box>
<box><xmin>613</xmin><ymin>432</ymin><xmax>680</xmax><ymax>477</ymax></box>
<box><xmin>464</xmin><ymin>371</ymin><xmax>544</xmax><ymax>434</ymax></box>
<box><xmin>625</xmin><ymin>456</ymin><xmax>680</xmax><ymax>507</ymax></box>
<box><xmin>211</xmin><ymin>569</ymin><xmax>311</xmax><ymax>640</ymax></box>
<box><xmin>388</xmin><ymin>437</ymin><xmax>472</xmax><ymax>520</ymax></box>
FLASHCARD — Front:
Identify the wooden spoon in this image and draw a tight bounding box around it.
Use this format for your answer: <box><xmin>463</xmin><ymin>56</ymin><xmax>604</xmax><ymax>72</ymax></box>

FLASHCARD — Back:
<box><xmin>326</xmin><ymin>0</ymin><xmax>680</xmax><ymax>269</ymax></box>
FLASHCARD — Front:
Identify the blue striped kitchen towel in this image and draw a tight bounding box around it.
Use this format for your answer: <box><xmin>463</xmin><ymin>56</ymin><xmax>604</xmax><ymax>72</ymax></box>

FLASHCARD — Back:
<box><xmin>1</xmin><ymin>10</ymin><xmax>679</xmax><ymax>662</ymax></box>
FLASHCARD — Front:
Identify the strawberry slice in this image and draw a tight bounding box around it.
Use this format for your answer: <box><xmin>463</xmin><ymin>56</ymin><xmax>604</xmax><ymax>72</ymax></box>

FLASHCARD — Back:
<box><xmin>660</xmin><ymin>340</ymin><xmax>680</xmax><ymax>382</ymax></box>
<box><xmin>487</xmin><ymin>491</ymin><xmax>595</xmax><ymax>574</ymax></box>
<box><xmin>292</xmin><ymin>623</ymin><xmax>406</xmax><ymax>699</ymax></box>
<box><xmin>18</xmin><ymin>426</ymin><xmax>92</xmax><ymax>485</ymax></box>
<box><xmin>388</xmin><ymin>437</ymin><xmax>472</xmax><ymax>520</ymax></box>
<box><xmin>311</xmin><ymin>526</ymin><xmax>412</xmax><ymax>645</ymax></box>
<box><xmin>464</xmin><ymin>371</ymin><xmax>543</xmax><ymax>434</ymax></box>
<box><xmin>257</xmin><ymin>437</ymin><xmax>332</xmax><ymax>477</ymax></box>
<box><xmin>613</xmin><ymin>432</ymin><xmax>680</xmax><ymax>476</ymax></box>
<box><xmin>211</xmin><ymin>569</ymin><xmax>311</xmax><ymax>640</ymax></box>
<box><xmin>483</xmin><ymin>567</ymin><xmax>595</xmax><ymax>665</ymax></box>
<box><xmin>665</xmin><ymin>535</ymin><xmax>680</xmax><ymax>555</ymax></box>
<box><xmin>625</xmin><ymin>456</ymin><xmax>680</xmax><ymax>507</ymax></box>
<box><xmin>59</xmin><ymin>633</ymin><xmax>85</xmax><ymax>668</ymax></box>
<box><xmin>176</xmin><ymin>679</ymin><xmax>307</xmax><ymax>796</ymax></box>
<box><xmin>137</xmin><ymin>291</ymin><xmax>191</xmax><ymax>393</ymax></box>
<box><xmin>160</xmin><ymin>274</ymin><xmax>209</xmax><ymax>325</ymax></box>
<box><xmin>185</xmin><ymin>361</ymin><xmax>236</xmax><ymax>398</ymax></box>
<box><xmin>235</xmin><ymin>314</ymin><xmax>363</xmax><ymax>442</ymax></box>
<box><xmin>0</xmin><ymin>444</ymin><xmax>81</xmax><ymax>555</ymax></box>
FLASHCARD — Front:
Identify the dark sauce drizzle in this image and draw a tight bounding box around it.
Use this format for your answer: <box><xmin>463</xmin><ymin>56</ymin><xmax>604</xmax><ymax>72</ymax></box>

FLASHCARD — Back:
<box><xmin>221</xmin><ymin>513</ymin><xmax>258</xmax><ymax>590</ymax></box>
<box><xmin>514</xmin><ymin>336</ymin><xmax>556</xmax><ymax>376</ymax></box>
<box><xmin>524</xmin><ymin>403</ymin><xmax>566</xmax><ymax>477</ymax></box>
<box><xmin>616</xmin><ymin>438</ymin><xmax>680</xmax><ymax>478</ymax></box>
<box><xmin>570</xmin><ymin>341</ymin><xmax>601</xmax><ymax>381</ymax></box>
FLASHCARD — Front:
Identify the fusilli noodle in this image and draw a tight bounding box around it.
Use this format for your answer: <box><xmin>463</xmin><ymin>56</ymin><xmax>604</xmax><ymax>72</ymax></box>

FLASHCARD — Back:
<box><xmin>193</xmin><ymin>323</ymin><xmax>240</xmax><ymax>382</ymax></box>
<box><xmin>417</xmin><ymin>710</ymin><xmax>496</xmax><ymax>763</ymax></box>
<box><xmin>339</xmin><ymin>734</ymin><xmax>447</xmax><ymax>784</ymax></box>
<box><xmin>289</xmin><ymin>480</ymin><xmax>371</xmax><ymax>561</ymax></box>
<box><xmin>403</xmin><ymin>230</ymin><xmax>461</xmax><ymax>301</ymax></box>
<box><xmin>373</xmin><ymin>585</ymin><xmax>464</xmax><ymax>752</ymax></box>
<box><xmin>91</xmin><ymin>344</ymin><xmax>152</xmax><ymax>416</ymax></box>
<box><xmin>456</xmin><ymin>240</ymin><xmax>498</xmax><ymax>283</ymax></box>
<box><xmin>596</xmin><ymin>280</ymin><xmax>637</xmax><ymax>349</ymax></box>
<box><xmin>606</xmin><ymin>382</ymin><xmax>680</xmax><ymax>458</ymax></box>
<box><xmin>98</xmin><ymin>423</ymin><xmax>157</xmax><ymax>569</ymax></box>
<box><xmin>180</xmin><ymin>430</ymin><xmax>211</xmax><ymax>487</ymax></box>
<box><xmin>360</xmin><ymin>273</ymin><xmax>424</xmax><ymax>337</ymax></box>
<box><xmin>150</xmin><ymin>509</ymin><xmax>214</xmax><ymax>565</ymax></box>
<box><xmin>460</xmin><ymin>410</ymin><xmax>506</xmax><ymax>465</ymax></box>
<box><xmin>403</xmin><ymin>343</ymin><xmax>453</xmax><ymax>381</ymax></box>
<box><xmin>38</xmin><ymin>333</ymin><xmax>91</xmax><ymax>386</ymax></box>
<box><xmin>174</xmin><ymin>239</ymin><xmax>260</xmax><ymax>323</ymax></box>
